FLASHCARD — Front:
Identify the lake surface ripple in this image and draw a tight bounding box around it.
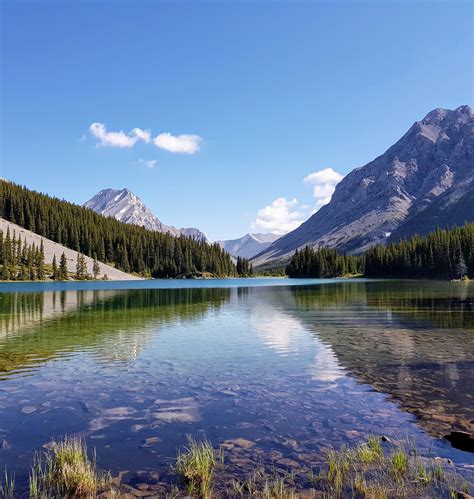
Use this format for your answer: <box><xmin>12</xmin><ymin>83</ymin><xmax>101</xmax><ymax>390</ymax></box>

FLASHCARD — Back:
<box><xmin>0</xmin><ymin>278</ymin><xmax>473</xmax><ymax>491</ymax></box>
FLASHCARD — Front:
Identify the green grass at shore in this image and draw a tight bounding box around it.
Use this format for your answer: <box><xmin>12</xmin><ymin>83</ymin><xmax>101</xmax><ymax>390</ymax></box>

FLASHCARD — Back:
<box><xmin>29</xmin><ymin>436</ymin><xmax>111</xmax><ymax>498</ymax></box>
<box><xmin>9</xmin><ymin>435</ymin><xmax>472</xmax><ymax>498</ymax></box>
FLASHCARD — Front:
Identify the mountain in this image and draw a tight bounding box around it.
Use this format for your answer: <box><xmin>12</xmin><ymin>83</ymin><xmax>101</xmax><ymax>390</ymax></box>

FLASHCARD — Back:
<box><xmin>84</xmin><ymin>188</ymin><xmax>207</xmax><ymax>241</ymax></box>
<box><xmin>253</xmin><ymin>105</ymin><xmax>474</xmax><ymax>265</ymax></box>
<box><xmin>1</xmin><ymin>180</ymin><xmax>236</xmax><ymax>278</ymax></box>
<box><xmin>218</xmin><ymin>233</ymin><xmax>280</xmax><ymax>259</ymax></box>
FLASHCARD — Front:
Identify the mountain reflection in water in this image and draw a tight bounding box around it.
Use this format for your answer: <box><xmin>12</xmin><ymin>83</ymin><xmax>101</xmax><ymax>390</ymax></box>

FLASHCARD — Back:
<box><xmin>0</xmin><ymin>288</ymin><xmax>231</xmax><ymax>376</ymax></box>
<box><xmin>290</xmin><ymin>280</ymin><xmax>474</xmax><ymax>439</ymax></box>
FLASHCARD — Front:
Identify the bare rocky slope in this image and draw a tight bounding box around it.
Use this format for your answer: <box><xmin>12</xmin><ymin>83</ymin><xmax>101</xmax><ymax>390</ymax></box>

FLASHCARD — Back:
<box><xmin>0</xmin><ymin>218</ymin><xmax>140</xmax><ymax>280</ymax></box>
<box><xmin>253</xmin><ymin>105</ymin><xmax>473</xmax><ymax>265</ymax></box>
<box><xmin>84</xmin><ymin>188</ymin><xmax>207</xmax><ymax>241</ymax></box>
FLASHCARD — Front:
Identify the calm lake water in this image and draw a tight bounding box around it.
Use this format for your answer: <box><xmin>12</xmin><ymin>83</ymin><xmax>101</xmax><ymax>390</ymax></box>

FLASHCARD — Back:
<box><xmin>0</xmin><ymin>278</ymin><xmax>473</xmax><ymax>492</ymax></box>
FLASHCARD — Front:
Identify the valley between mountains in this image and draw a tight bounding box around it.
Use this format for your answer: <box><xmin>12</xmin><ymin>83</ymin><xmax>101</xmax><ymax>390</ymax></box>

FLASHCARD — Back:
<box><xmin>0</xmin><ymin>105</ymin><xmax>472</xmax><ymax>281</ymax></box>
<box><xmin>80</xmin><ymin>105</ymin><xmax>473</xmax><ymax>267</ymax></box>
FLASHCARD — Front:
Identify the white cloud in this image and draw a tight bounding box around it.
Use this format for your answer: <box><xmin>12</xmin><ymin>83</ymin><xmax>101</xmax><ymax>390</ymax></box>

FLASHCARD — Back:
<box><xmin>89</xmin><ymin>122</ymin><xmax>139</xmax><ymax>148</ymax></box>
<box><xmin>304</xmin><ymin>167</ymin><xmax>343</xmax><ymax>208</ymax></box>
<box><xmin>88</xmin><ymin>124</ymin><xmax>200</xmax><ymax>154</ymax></box>
<box><xmin>153</xmin><ymin>133</ymin><xmax>202</xmax><ymax>154</ymax></box>
<box><xmin>138</xmin><ymin>158</ymin><xmax>157</xmax><ymax>169</ymax></box>
<box><xmin>131</xmin><ymin>127</ymin><xmax>152</xmax><ymax>144</ymax></box>
<box><xmin>250</xmin><ymin>167</ymin><xmax>343</xmax><ymax>236</ymax></box>
<box><xmin>250</xmin><ymin>304</ymin><xmax>343</xmax><ymax>381</ymax></box>
<box><xmin>251</xmin><ymin>197</ymin><xmax>307</xmax><ymax>235</ymax></box>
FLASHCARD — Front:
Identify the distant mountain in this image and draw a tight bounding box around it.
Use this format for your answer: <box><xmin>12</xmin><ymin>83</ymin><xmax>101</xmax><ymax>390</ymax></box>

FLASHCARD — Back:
<box><xmin>218</xmin><ymin>233</ymin><xmax>280</xmax><ymax>259</ymax></box>
<box><xmin>84</xmin><ymin>188</ymin><xmax>207</xmax><ymax>241</ymax></box>
<box><xmin>253</xmin><ymin>105</ymin><xmax>474</xmax><ymax>265</ymax></box>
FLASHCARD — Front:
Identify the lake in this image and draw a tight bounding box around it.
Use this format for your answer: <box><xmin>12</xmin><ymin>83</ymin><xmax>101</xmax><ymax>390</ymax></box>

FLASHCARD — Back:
<box><xmin>0</xmin><ymin>278</ymin><xmax>473</xmax><ymax>495</ymax></box>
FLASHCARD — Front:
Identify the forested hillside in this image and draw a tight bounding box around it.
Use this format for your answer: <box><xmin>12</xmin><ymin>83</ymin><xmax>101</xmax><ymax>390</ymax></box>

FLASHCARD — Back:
<box><xmin>286</xmin><ymin>223</ymin><xmax>474</xmax><ymax>280</ymax></box>
<box><xmin>0</xmin><ymin>180</ymin><xmax>239</xmax><ymax>278</ymax></box>
<box><xmin>286</xmin><ymin>247</ymin><xmax>364</xmax><ymax>278</ymax></box>
<box><xmin>365</xmin><ymin>223</ymin><xmax>474</xmax><ymax>279</ymax></box>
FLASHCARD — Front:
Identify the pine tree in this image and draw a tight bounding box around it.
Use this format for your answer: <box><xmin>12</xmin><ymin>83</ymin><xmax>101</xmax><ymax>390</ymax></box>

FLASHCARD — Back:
<box><xmin>59</xmin><ymin>252</ymin><xmax>69</xmax><ymax>280</ymax></box>
<box><xmin>37</xmin><ymin>239</ymin><xmax>45</xmax><ymax>280</ymax></box>
<box><xmin>456</xmin><ymin>249</ymin><xmax>468</xmax><ymax>279</ymax></box>
<box><xmin>52</xmin><ymin>254</ymin><xmax>58</xmax><ymax>280</ymax></box>
<box><xmin>75</xmin><ymin>252</ymin><xmax>88</xmax><ymax>280</ymax></box>
<box><xmin>92</xmin><ymin>254</ymin><xmax>101</xmax><ymax>279</ymax></box>
<box><xmin>27</xmin><ymin>245</ymin><xmax>36</xmax><ymax>280</ymax></box>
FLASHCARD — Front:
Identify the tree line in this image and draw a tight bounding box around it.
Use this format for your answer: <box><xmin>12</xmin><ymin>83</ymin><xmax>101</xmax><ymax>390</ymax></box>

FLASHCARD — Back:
<box><xmin>0</xmin><ymin>228</ymin><xmax>47</xmax><ymax>281</ymax></box>
<box><xmin>0</xmin><ymin>227</ymin><xmax>106</xmax><ymax>281</ymax></box>
<box><xmin>286</xmin><ymin>246</ymin><xmax>364</xmax><ymax>278</ymax></box>
<box><xmin>236</xmin><ymin>256</ymin><xmax>254</xmax><ymax>277</ymax></box>
<box><xmin>0</xmin><ymin>180</ymin><xmax>251</xmax><ymax>278</ymax></box>
<box><xmin>286</xmin><ymin>223</ymin><xmax>474</xmax><ymax>280</ymax></box>
<box><xmin>364</xmin><ymin>223</ymin><xmax>473</xmax><ymax>279</ymax></box>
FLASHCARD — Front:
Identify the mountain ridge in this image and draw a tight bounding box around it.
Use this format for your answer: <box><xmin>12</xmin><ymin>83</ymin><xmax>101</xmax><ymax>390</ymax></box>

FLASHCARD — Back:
<box><xmin>218</xmin><ymin>233</ymin><xmax>280</xmax><ymax>259</ymax></box>
<box><xmin>253</xmin><ymin>105</ymin><xmax>474</xmax><ymax>265</ymax></box>
<box><xmin>84</xmin><ymin>188</ymin><xmax>207</xmax><ymax>241</ymax></box>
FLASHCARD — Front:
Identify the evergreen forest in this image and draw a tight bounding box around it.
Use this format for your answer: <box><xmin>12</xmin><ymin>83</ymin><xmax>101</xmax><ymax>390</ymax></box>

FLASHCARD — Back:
<box><xmin>0</xmin><ymin>180</ymin><xmax>247</xmax><ymax>279</ymax></box>
<box><xmin>286</xmin><ymin>223</ymin><xmax>474</xmax><ymax>280</ymax></box>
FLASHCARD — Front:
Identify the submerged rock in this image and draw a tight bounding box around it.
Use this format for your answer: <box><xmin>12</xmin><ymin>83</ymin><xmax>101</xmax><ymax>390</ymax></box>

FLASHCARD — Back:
<box><xmin>152</xmin><ymin>411</ymin><xmax>195</xmax><ymax>423</ymax></box>
<box><xmin>120</xmin><ymin>484</ymin><xmax>150</xmax><ymax>497</ymax></box>
<box><xmin>222</xmin><ymin>438</ymin><xmax>256</xmax><ymax>449</ymax></box>
<box><xmin>1</xmin><ymin>439</ymin><xmax>11</xmax><ymax>450</ymax></box>
<box><xmin>276</xmin><ymin>457</ymin><xmax>300</xmax><ymax>468</ymax></box>
<box><xmin>110</xmin><ymin>470</ymin><xmax>129</xmax><ymax>487</ymax></box>
<box><xmin>20</xmin><ymin>406</ymin><xmax>37</xmax><ymax>414</ymax></box>
<box><xmin>434</xmin><ymin>456</ymin><xmax>454</xmax><ymax>465</ymax></box>
<box><xmin>141</xmin><ymin>436</ymin><xmax>161</xmax><ymax>448</ymax></box>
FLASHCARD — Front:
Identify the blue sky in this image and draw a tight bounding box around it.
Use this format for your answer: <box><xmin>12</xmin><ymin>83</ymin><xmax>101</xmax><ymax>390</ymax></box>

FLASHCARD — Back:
<box><xmin>1</xmin><ymin>0</ymin><xmax>472</xmax><ymax>241</ymax></box>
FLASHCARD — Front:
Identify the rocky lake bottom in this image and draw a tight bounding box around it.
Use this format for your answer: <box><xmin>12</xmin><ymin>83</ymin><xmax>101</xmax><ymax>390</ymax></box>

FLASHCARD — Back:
<box><xmin>0</xmin><ymin>278</ymin><xmax>473</xmax><ymax>496</ymax></box>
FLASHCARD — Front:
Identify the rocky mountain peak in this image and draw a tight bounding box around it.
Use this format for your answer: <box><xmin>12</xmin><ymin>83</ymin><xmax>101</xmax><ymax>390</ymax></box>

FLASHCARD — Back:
<box><xmin>218</xmin><ymin>232</ymin><xmax>280</xmax><ymax>259</ymax></box>
<box><xmin>422</xmin><ymin>105</ymin><xmax>472</xmax><ymax>126</ymax></box>
<box><xmin>421</xmin><ymin>107</ymin><xmax>450</xmax><ymax>126</ymax></box>
<box><xmin>84</xmin><ymin>188</ymin><xmax>207</xmax><ymax>241</ymax></box>
<box><xmin>253</xmin><ymin>105</ymin><xmax>474</xmax><ymax>265</ymax></box>
<box><xmin>404</xmin><ymin>105</ymin><xmax>472</xmax><ymax>145</ymax></box>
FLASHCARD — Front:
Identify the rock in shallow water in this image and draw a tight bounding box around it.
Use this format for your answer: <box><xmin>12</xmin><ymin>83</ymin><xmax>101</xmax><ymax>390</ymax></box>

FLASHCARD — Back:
<box><xmin>141</xmin><ymin>436</ymin><xmax>161</xmax><ymax>448</ymax></box>
<box><xmin>20</xmin><ymin>406</ymin><xmax>37</xmax><ymax>414</ymax></box>
<box><xmin>444</xmin><ymin>431</ymin><xmax>474</xmax><ymax>453</ymax></box>
<box><xmin>1</xmin><ymin>439</ymin><xmax>11</xmax><ymax>450</ymax></box>
<box><xmin>222</xmin><ymin>438</ymin><xmax>256</xmax><ymax>449</ymax></box>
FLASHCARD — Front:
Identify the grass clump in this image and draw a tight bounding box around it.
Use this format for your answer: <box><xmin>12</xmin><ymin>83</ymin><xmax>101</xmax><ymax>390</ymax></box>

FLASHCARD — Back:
<box><xmin>315</xmin><ymin>437</ymin><xmax>471</xmax><ymax>498</ymax></box>
<box><xmin>415</xmin><ymin>464</ymin><xmax>432</xmax><ymax>485</ymax></box>
<box><xmin>326</xmin><ymin>448</ymin><xmax>350</xmax><ymax>492</ymax></box>
<box><xmin>29</xmin><ymin>436</ymin><xmax>111</xmax><ymax>498</ymax></box>
<box><xmin>353</xmin><ymin>473</ymin><xmax>389</xmax><ymax>499</ymax></box>
<box><xmin>390</xmin><ymin>448</ymin><xmax>408</xmax><ymax>479</ymax></box>
<box><xmin>323</xmin><ymin>438</ymin><xmax>383</xmax><ymax>493</ymax></box>
<box><xmin>355</xmin><ymin>436</ymin><xmax>383</xmax><ymax>464</ymax></box>
<box><xmin>229</xmin><ymin>468</ymin><xmax>297</xmax><ymax>498</ymax></box>
<box><xmin>261</xmin><ymin>474</ymin><xmax>297</xmax><ymax>498</ymax></box>
<box><xmin>0</xmin><ymin>468</ymin><xmax>15</xmax><ymax>499</ymax></box>
<box><xmin>175</xmin><ymin>438</ymin><xmax>217</xmax><ymax>497</ymax></box>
